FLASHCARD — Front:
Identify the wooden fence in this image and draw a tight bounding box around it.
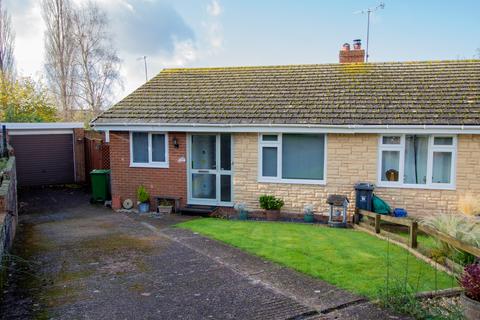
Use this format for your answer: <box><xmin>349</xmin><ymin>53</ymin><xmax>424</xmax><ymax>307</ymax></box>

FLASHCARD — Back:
<box><xmin>84</xmin><ymin>133</ymin><xmax>110</xmax><ymax>183</ymax></box>
<box><xmin>355</xmin><ymin>208</ymin><xmax>480</xmax><ymax>257</ymax></box>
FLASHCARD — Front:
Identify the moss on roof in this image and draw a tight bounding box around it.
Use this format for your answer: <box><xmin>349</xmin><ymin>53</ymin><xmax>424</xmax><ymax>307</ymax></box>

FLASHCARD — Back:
<box><xmin>94</xmin><ymin>60</ymin><xmax>480</xmax><ymax>126</ymax></box>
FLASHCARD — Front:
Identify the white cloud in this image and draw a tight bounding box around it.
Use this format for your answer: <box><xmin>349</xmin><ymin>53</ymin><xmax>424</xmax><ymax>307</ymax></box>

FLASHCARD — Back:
<box><xmin>204</xmin><ymin>21</ymin><xmax>223</xmax><ymax>51</ymax></box>
<box><xmin>6</xmin><ymin>0</ymin><xmax>45</xmax><ymax>79</ymax></box>
<box><xmin>6</xmin><ymin>0</ymin><xmax>227</xmax><ymax>104</ymax></box>
<box><xmin>207</xmin><ymin>0</ymin><xmax>222</xmax><ymax>17</ymax></box>
<box><xmin>204</xmin><ymin>0</ymin><xmax>223</xmax><ymax>52</ymax></box>
<box><xmin>118</xmin><ymin>38</ymin><xmax>199</xmax><ymax>95</ymax></box>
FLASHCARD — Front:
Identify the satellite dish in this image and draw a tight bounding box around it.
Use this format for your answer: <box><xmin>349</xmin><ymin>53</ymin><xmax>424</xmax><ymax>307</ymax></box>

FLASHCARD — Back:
<box><xmin>123</xmin><ymin>199</ymin><xmax>133</xmax><ymax>209</ymax></box>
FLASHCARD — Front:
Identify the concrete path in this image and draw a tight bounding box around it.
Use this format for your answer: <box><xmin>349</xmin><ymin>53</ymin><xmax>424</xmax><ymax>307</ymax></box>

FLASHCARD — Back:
<box><xmin>1</xmin><ymin>188</ymin><xmax>409</xmax><ymax>319</ymax></box>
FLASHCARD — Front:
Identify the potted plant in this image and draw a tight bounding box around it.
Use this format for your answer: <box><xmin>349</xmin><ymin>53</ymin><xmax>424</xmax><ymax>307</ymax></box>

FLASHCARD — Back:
<box><xmin>304</xmin><ymin>204</ymin><xmax>315</xmax><ymax>223</ymax></box>
<box><xmin>235</xmin><ymin>202</ymin><xmax>248</xmax><ymax>220</ymax></box>
<box><xmin>157</xmin><ymin>199</ymin><xmax>173</xmax><ymax>215</ymax></box>
<box><xmin>259</xmin><ymin>195</ymin><xmax>284</xmax><ymax>221</ymax></box>
<box><xmin>137</xmin><ymin>185</ymin><xmax>150</xmax><ymax>213</ymax></box>
<box><xmin>460</xmin><ymin>263</ymin><xmax>480</xmax><ymax>320</ymax></box>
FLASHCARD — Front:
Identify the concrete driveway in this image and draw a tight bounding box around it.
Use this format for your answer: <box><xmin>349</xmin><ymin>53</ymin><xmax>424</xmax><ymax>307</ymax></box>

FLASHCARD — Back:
<box><xmin>0</xmin><ymin>188</ymin><xmax>408</xmax><ymax>320</ymax></box>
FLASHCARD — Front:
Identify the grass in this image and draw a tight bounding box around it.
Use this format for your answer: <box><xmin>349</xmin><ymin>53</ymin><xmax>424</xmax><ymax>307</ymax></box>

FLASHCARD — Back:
<box><xmin>177</xmin><ymin>219</ymin><xmax>456</xmax><ymax>298</ymax></box>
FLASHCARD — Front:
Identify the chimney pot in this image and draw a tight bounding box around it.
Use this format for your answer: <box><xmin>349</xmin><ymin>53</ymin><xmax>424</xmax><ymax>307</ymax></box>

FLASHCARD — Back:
<box><xmin>353</xmin><ymin>39</ymin><xmax>362</xmax><ymax>50</ymax></box>
<box><xmin>339</xmin><ymin>40</ymin><xmax>365</xmax><ymax>63</ymax></box>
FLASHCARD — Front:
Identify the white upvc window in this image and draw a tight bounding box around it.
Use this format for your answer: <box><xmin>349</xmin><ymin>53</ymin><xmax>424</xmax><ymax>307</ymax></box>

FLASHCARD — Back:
<box><xmin>258</xmin><ymin>133</ymin><xmax>326</xmax><ymax>185</ymax></box>
<box><xmin>130</xmin><ymin>131</ymin><xmax>169</xmax><ymax>168</ymax></box>
<box><xmin>378</xmin><ymin>134</ymin><xmax>456</xmax><ymax>189</ymax></box>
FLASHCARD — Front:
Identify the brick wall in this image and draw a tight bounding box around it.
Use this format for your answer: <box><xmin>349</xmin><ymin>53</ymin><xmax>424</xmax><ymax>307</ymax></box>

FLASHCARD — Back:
<box><xmin>109</xmin><ymin>131</ymin><xmax>187</xmax><ymax>208</ymax></box>
<box><xmin>0</xmin><ymin>156</ymin><xmax>18</xmax><ymax>282</ymax></box>
<box><xmin>339</xmin><ymin>49</ymin><xmax>365</xmax><ymax>63</ymax></box>
<box><xmin>233</xmin><ymin>133</ymin><xmax>480</xmax><ymax>218</ymax></box>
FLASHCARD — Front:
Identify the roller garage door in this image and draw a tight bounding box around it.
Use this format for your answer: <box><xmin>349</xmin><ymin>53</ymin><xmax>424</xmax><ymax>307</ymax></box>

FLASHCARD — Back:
<box><xmin>9</xmin><ymin>134</ymin><xmax>75</xmax><ymax>187</ymax></box>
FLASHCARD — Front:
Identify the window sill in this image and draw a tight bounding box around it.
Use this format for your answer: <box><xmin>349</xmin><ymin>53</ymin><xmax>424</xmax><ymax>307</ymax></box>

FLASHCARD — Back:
<box><xmin>258</xmin><ymin>178</ymin><xmax>326</xmax><ymax>185</ymax></box>
<box><xmin>376</xmin><ymin>183</ymin><xmax>455</xmax><ymax>191</ymax></box>
<box><xmin>130</xmin><ymin>163</ymin><xmax>169</xmax><ymax>169</ymax></box>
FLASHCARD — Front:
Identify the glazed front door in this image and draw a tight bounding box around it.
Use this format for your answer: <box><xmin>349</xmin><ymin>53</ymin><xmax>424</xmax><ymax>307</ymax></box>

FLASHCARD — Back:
<box><xmin>188</xmin><ymin>134</ymin><xmax>232</xmax><ymax>206</ymax></box>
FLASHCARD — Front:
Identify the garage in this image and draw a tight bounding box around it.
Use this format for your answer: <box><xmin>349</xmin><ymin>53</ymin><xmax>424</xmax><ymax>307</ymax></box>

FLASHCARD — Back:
<box><xmin>5</xmin><ymin>123</ymin><xmax>85</xmax><ymax>187</ymax></box>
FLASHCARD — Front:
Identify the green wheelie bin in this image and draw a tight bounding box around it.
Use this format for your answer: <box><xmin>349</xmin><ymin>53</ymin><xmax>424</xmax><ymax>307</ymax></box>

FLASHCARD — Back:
<box><xmin>90</xmin><ymin>169</ymin><xmax>111</xmax><ymax>203</ymax></box>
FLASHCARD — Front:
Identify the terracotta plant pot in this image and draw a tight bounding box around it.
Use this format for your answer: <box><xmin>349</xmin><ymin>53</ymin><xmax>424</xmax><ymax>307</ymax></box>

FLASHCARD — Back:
<box><xmin>461</xmin><ymin>293</ymin><xmax>480</xmax><ymax>320</ymax></box>
<box><xmin>265</xmin><ymin>210</ymin><xmax>280</xmax><ymax>221</ymax></box>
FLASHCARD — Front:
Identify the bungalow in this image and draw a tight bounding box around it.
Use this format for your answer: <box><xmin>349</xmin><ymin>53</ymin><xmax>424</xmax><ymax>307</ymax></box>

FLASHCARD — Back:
<box><xmin>91</xmin><ymin>43</ymin><xmax>480</xmax><ymax>218</ymax></box>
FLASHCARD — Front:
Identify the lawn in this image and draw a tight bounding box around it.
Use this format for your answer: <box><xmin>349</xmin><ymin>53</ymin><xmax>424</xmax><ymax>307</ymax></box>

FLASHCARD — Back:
<box><xmin>177</xmin><ymin>219</ymin><xmax>456</xmax><ymax>298</ymax></box>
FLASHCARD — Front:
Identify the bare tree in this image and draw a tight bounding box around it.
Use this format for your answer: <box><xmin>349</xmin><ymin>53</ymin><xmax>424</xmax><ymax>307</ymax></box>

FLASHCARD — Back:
<box><xmin>72</xmin><ymin>1</ymin><xmax>121</xmax><ymax>114</ymax></box>
<box><xmin>0</xmin><ymin>0</ymin><xmax>15</xmax><ymax>82</ymax></box>
<box><xmin>42</xmin><ymin>0</ymin><xmax>77</xmax><ymax>120</ymax></box>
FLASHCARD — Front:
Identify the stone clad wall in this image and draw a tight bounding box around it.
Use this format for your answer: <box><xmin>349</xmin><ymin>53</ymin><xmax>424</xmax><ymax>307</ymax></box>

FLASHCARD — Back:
<box><xmin>233</xmin><ymin>133</ymin><xmax>480</xmax><ymax>217</ymax></box>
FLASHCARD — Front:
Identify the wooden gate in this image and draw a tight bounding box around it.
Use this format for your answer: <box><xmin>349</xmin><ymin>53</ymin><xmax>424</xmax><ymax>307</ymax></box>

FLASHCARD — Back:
<box><xmin>84</xmin><ymin>131</ymin><xmax>110</xmax><ymax>183</ymax></box>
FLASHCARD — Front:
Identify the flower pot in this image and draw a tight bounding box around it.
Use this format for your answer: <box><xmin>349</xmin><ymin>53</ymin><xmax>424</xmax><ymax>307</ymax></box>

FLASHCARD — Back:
<box><xmin>138</xmin><ymin>202</ymin><xmax>150</xmax><ymax>213</ymax></box>
<box><xmin>462</xmin><ymin>293</ymin><xmax>480</xmax><ymax>320</ymax></box>
<box><xmin>304</xmin><ymin>213</ymin><xmax>315</xmax><ymax>223</ymax></box>
<box><xmin>238</xmin><ymin>210</ymin><xmax>248</xmax><ymax>220</ymax></box>
<box><xmin>265</xmin><ymin>210</ymin><xmax>280</xmax><ymax>221</ymax></box>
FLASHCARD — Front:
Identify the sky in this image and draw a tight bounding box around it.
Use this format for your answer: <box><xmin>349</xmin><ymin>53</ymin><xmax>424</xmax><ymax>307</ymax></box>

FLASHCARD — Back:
<box><xmin>5</xmin><ymin>0</ymin><xmax>480</xmax><ymax>104</ymax></box>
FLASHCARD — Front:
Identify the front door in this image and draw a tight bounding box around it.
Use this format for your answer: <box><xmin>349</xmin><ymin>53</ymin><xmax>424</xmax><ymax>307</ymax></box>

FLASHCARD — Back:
<box><xmin>187</xmin><ymin>134</ymin><xmax>233</xmax><ymax>206</ymax></box>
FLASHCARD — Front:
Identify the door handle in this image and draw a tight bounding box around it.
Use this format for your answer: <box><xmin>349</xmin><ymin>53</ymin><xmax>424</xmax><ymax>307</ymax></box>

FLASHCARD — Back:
<box><xmin>198</xmin><ymin>170</ymin><xmax>210</xmax><ymax>173</ymax></box>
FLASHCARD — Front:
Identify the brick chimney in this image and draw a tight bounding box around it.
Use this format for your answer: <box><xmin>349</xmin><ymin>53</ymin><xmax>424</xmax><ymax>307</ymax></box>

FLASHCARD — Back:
<box><xmin>339</xmin><ymin>39</ymin><xmax>365</xmax><ymax>63</ymax></box>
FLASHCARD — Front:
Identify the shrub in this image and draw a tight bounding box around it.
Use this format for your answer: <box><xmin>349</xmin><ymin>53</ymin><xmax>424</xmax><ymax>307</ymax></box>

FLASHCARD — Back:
<box><xmin>136</xmin><ymin>185</ymin><xmax>150</xmax><ymax>203</ymax></box>
<box><xmin>421</xmin><ymin>214</ymin><xmax>480</xmax><ymax>248</ymax></box>
<box><xmin>460</xmin><ymin>264</ymin><xmax>480</xmax><ymax>302</ymax></box>
<box><xmin>259</xmin><ymin>195</ymin><xmax>284</xmax><ymax>211</ymax></box>
<box><xmin>421</xmin><ymin>214</ymin><xmax>480</xmax><ymax>265</ymax></box>
<box><xmin>458</xmin><ymin>193</ymin><xmax>480</xmax><ymax>216</ymax></box>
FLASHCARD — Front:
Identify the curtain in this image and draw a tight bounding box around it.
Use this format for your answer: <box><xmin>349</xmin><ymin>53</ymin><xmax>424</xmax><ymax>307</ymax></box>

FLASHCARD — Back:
<box><xmin>381</xmin><ymin>150</ymin><xmax>400</xmax><ymax>181</ymax></box>
<box><xmin>432</xmin><ymin>152</ymin><xmax>452</xmax><ymax>183</ymax></box>
<box><xmin>132</xmin><ymin>132</ymin><xmax>148</xmax><ymax>163</ymax></box>
<box><xmin>262</xmin><ymin>147</ymin><xmax>278</xmax><ymax>177</ymax></box>
<box><xmin>282</xmin><ymin>134</ymin><xmax>324</xmax><ymax>180</ymax></box>
<box><xmin>152</xmin><ymin>134</ymin><xmax>165</xmax><ymax>162</ymax></box>
<box><xmin>404</xmin><ymin>135</ymin><xmax>428</xmax><ymax>184</ymax></box>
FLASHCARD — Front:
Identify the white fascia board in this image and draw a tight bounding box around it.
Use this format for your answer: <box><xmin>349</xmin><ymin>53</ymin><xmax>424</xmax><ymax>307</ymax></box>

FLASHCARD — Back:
<box><xmin>2</xmin><ymin>122</ymin><xmax>84</xmax><ymax>130</ymax></box>
<box><xmin>91</xmin><ymin>122</ymin><xmax>480</xmax><ymax>134</ymax></box>
<box><xmin>8</xmin><ymin>129</ymin><xmax>74</xmax><ymax>135</ymax></box>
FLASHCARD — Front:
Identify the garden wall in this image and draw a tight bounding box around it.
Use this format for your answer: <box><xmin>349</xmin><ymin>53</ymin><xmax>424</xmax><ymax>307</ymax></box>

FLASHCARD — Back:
<box><xmin>233</xmin><ymin>133</ymin><xmax>480</xmax><ymax>218</ymax></box>
<box><xmin>0</xmin><ymin>156</ymin><xmax>18</xmax><ymax>287</ymax></box>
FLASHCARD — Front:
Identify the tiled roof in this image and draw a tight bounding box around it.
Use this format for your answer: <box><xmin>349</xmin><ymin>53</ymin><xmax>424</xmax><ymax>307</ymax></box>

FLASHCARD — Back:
<box><xmin>93</xmin><ymin>60</ymin><xmax>480</xmax><ymax>126</ymax></box>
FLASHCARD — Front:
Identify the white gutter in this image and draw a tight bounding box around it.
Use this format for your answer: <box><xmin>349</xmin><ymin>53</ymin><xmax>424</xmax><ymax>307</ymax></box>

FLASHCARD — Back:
<box><xmin>2</xmin><ymin>122</ymin><xmax>84</xmax><ymax>130</ymax></box>
<box><xmin>90</xmin><ymin>122</ymin><xmax>480</xmax><ymax>134</ymax></box>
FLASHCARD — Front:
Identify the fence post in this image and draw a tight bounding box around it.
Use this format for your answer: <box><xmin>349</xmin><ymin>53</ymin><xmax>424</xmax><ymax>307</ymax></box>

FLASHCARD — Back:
<box><xmin>374</xmin><ymin>214</ymin><xmax>381</xmax><ymax>234</ymax></box>
<box><xmin>409</xmin><ymin>221</ymin><xmax>418</xmax><ymax>248</ymax></box>
<box><xmin>2</xmin><ymin>125</ymin><xmax>7</xmax><ymax>158</ymax></box>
